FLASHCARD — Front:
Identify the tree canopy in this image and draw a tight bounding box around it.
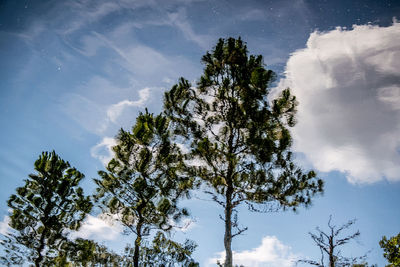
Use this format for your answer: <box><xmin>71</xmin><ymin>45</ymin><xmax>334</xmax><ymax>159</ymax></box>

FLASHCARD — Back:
<box><xmin>123</xmin><ymin>231</ymin><xmax>198</xmax><ymax>267</ymax></box>
<box><xmin>0</xmin><ymin>151</ymin><xmax>92</xmax><ymax>267</ymax></box>
<box><xmin>380</xmin><ymin>233</ymin><xmax>400</xmax><ymax>266</ymax></box>
<box><xmin>54</xmin><ymin>238</ymin><xmax>121</xmax><ymax>266</ymax></box>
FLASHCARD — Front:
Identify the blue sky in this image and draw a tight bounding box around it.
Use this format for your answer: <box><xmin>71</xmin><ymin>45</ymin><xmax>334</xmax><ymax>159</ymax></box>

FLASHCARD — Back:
<box><xmin>0</xmin><ymin>0</ymin><xmax>400</xmax><ymax>266</ymax></box>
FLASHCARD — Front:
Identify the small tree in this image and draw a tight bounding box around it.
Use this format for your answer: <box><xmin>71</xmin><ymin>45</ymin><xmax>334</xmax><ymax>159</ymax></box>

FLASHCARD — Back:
<box><xmin>164</xmin><ymin>37</ymin><xmax>323</xmax><ymax>267</ymax></box>
<box><xmin>380</xmin><ymin>233</ymin><xmax>400</xmax><ymax>266</ymax></box>
<box><xmin>0</xmin><ymin>151</ymin><xmax>92</xmax><ymax>267</ymax></box>
<box><xmin>94</xmin><ymin>111</ymin><xmax>194</xmax><ymax>267</ymax></box>
<box><xmin>298</xmin><ymin>216</ymin><xmax>367</xmax><ymax>267</ymax></box>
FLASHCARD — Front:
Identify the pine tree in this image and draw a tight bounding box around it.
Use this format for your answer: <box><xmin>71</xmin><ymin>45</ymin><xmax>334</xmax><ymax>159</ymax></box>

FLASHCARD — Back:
<box><xmin>94</xmin><ymin>111</ymin><xmax>194</xmax><ymax>267</ymax></box>
<box><xmin>164</xmin><ymin>37</ymin><xmax>324</xmax><ymax>266</ymax></box>
<box><xmin>0</xmin><ymin>151</ymin><xmax>92</xmax><ymax>267</ymax></box>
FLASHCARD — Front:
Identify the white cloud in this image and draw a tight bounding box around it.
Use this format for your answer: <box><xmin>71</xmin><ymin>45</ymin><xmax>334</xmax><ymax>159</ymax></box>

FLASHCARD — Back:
<box><xmin>91</xmin><ymin>137</ymin><xmax>117</xmax><ymax>166</ymax></box>
<box><xmin>206</xmin><ymin>236</ymin><xmax>298</xmax><ymax>267</ymax></box>
<box><xmin>107</xmin><ymin>87</ymin><xmax>150</xmax><ymax>123</ymax></box>
<box><xmin>273</xmin><ymin>22</ymin><xmax>400</xmax><ymax>183</ymax></box>
<box><xmin>69</xmin><ymin>214</ymin><xmax>123</xmax><ymax>242</ymax></box>
<box><xmin>0</xmin><ymin>216</ymin><xmax>10</xmax><ymax>235</ymax></box>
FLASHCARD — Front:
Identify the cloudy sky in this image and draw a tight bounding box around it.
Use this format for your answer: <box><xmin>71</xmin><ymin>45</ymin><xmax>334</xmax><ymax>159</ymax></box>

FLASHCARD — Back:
<box><xmin>1</xmin><ymin>0</ymin><xmax>399</xmax><ymax>266</ymax></box>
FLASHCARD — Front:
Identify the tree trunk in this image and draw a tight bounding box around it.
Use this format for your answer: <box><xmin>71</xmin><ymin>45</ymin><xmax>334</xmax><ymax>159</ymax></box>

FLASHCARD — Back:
<box><xmin>133</xmin><ymin>220</ymin><xmax>143</xmax><ymax>267</ymax></box>
<box><xmin>35</xmin><ymin>225</ymin><xmax>48</xmax><ymax>267</ymax></box>
<box><xmin>34</xmin><ymin>252</ymin><xmax>43</xmax><ymax>267</ymax></box>
<box><xmin>224</xmin><ymin>186</ymin><xmax>233</xmax><ymax>267</ymax></box>
<box><xmin>329</xmin><ymin>236</ymin><xmax>334</xmax><ymax>267</ymax></box>
<box><xmin>329</xmin><ymin>255</ymin><xmax>335</xmax><ymax>267</ymax></box>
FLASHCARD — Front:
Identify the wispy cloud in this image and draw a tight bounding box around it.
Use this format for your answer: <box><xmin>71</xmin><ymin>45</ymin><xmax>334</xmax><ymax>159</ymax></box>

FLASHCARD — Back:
<box><xmin>59</xmin><ymin>0</ymin><xmax>213</xmax><ymax>51</ymax></box>
<box><xmin>107</xmin><ymin>87</ymin><xmax>151</xmax><ymax>123</ymax></box>
<box><xmin>273</xmin><ymin>22</ymin><xmax>400</xmax><ymax>183</ymax></box>
<box><xmin>63</xmin><ymin>1</ymin><xmax>122</xmax><ymax>35</ymax></box>
<box><xmin>167</xmin><ymin>8</ymin><xmax>213</xmax><ymax>50</ymax></box>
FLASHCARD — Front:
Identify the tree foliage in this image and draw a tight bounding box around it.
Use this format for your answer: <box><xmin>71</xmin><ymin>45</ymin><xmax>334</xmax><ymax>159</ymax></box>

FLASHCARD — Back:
<box><xmin>380</xmin><ymin>233</ymin><xmax>400</xmax><ymax>266</ymax></box>
<box><xmin>298</xmin><ymin>216</ymin><xmax>368</xmax><ymax>267</ymax></box>
<box><xmin>0</xmin><ymin>151</ymin><xmax>92</xmax><ymax>267</ymax></box>
<box><xmin>94</xmin><ymin>111</ymin><xmax>194</xmax><ymax>267</ymax></box>
<box><xmin>121</xmin><ymin>231</ymin><xmax>198</xmax><ymax>267</ymax></box>
<box><xmin>164</xmin><ymin>37</ymin><xmax>323</xmax><ymax>266</ymax></box>
<box><xmin>53</xmin><ymin>238</ymin><xmax>122</xmax><ymax>266</ymax></box>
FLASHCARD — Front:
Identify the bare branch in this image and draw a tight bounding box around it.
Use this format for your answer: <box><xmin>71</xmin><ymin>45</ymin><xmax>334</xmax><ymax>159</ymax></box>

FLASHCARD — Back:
<box><xmin>298</xmin><ymin>216</ymin><xmax>367</xmax><ymax>267</ymax></box>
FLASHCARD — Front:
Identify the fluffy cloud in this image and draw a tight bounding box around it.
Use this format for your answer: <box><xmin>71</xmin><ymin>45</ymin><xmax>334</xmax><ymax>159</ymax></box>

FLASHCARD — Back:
<box><xmin>91</xmin><ymin>137</ymin><xmax>117</xmax><ymax>166</ymax></box>
<box><xmin>69</xmin><ymin>214</ymin><xmax>123</xmax><ymax>241</ymax></box>
<box><xmin>206</xmin><ymin>236</ymin><xmax>298</xmax><ymax>267</ymax></box>
<box><xmin>274</xmin><ymin>22</ymin><xmax>400</xmax><ymax>183</ymax></box>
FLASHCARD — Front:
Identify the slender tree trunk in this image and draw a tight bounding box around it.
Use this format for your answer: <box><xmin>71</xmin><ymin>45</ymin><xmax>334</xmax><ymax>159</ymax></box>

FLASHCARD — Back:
<box><xmin>329</xmin><ymin>236</ymin><xmax>334</xmax><ymax>267</ymax></box>
<box><xmin>224</xmin><ymin>185</ymin><xmax>233</xmax><ymax>267</ymax></box>
<box><xmin>224</xmin><ymin>119</ymin><xmax>236</xmax><ymax>267</ymax></box>
<box><xmin>34</xmin><ymin>250</ymin><xmax>43</xmax><ymax>267</ymax></box>
<box><xmin>329</xmin><ymin>254</ymin><xmax>335</xmax><ymax>267</ymax></box>
<box><xmin>133</xmin><ymin>219</ymin><xmax>143</xmax><ymax>267</ymax></box>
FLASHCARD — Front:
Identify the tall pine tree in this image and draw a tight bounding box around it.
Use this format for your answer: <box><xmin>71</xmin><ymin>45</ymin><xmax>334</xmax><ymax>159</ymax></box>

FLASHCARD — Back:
<box><xmin>164</xmin><ymin>37</ymin><xmax>324</xmax><ymax>267</ymax></box>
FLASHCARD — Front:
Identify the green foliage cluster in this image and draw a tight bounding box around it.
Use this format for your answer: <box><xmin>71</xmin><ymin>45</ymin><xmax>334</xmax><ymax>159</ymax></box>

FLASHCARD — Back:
<box><xmin>125</xmin><ymin>231</ymin><xmax>198</xmax><ymax>267</ymax></box>
<box><xmin>380</xmin><ymin>233</ymin><xmax>400</xmax><ymax>266</ymax></box>
<box><xmin>54</xmin><ymin>238</ymin><xmax>122</xmax><ymax>266</ymax></box>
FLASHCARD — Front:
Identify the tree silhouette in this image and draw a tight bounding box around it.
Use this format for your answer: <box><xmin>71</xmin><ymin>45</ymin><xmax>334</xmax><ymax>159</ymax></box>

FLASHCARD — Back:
<box><xmin>164</xmin><ymin>37</ymin><xmax>323</xmax><ymax>267</ymax></box>
<box><xmin>94</xmin><ymin>111</ymin><xmax>194</xmax><ymax>267</ymax></box>
<box><xmin>0</xmin><ymin>151</ymin><xmax>92</xmax><ymax>267</ymax></box>
<box><xmin>298</xmin><ymin>216</ymin><xmax>368</xmax><ymax>267</ymax></box>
